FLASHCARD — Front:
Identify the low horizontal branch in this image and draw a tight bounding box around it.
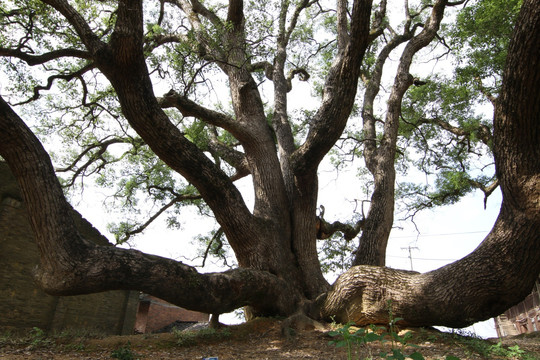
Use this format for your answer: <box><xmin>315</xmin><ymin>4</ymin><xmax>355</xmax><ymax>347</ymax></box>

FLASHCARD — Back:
<box><xmin>316</xmin><ymin>217</ymin><xmax>364</xmax><ymax>240</ymax></box>
<box><xmin>34</xmin><ymin>241</ymin><xmax>300</xmax><ymax>316</ymax></box>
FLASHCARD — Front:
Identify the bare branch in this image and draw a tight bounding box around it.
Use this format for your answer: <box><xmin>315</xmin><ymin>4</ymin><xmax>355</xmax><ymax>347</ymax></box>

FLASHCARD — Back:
<box><xmin>1</xmin><ymin>94</ymin><xmax>297</xmax><ymax>316</ymax></box>
<box><xmin>201</xmin><ymin>228</ymin><xmax>224</xmax><ymax>267</ymax></box>
<box><xmin>191</xmin><ymin>0</ymin><xmax>224</xmax><ymax>28</ymax></box>
<box><xmin>448</xmin><ymin>0</ymin><xmax>467</xmax><ymax>5</ymax></box>
<box><xmin>147</xmin><ymin>33</ymin><xmax>189</xmax><ymax>47</ymax></box>
<box><xmin>469</xmin><ymin>178</ymin><xmax>500</xmax><ymax>209</ymax></box>
<box><xmin>371</xmin><ymin>0</ymin><xmax>387</xmax><ymax>30</ymax></box>
<box><xmin>336</xmin><ymin>0</ymin><xmax>350</xmax><ymax>50</ymax></box>
<box><xmin>173</xmin><ymin>0</ymin><xmax>223</xmax><ymax>41</ymax></box>
<box><xmin>0</xmin><ymin>48</ymin><xmax>91</xmax><ymax>65</ymax></box>
<box><xmin>226</xmin><ymin>0</ymin><xmax>244</xmax><ymax>28</ymax></box>
<box><xmin>354</xmin><ymin>0</ymin><xmax>449</xmax><ymax>266</ymax></box>
<box><xmin>54</xmin><ymin>136</ymin><xmax>140</xmax><ymax>188</ymax></box>
<box><xmin>40</xmin><ymin>0</ymin><xmax>105</xmax><ymax>53</ymax></box>
<box><xmin>271</xmin><ymin>0</ymin><xmax>315</xmax><ymax>170</ymax></box>
<box><xmin>292</xmin><ymin>0</ymin><xmax>374</xmax><ymax>175</ymax></box>
<box><xmin>474</xmin><ymin>76</ymin><xmax>497</xmax><ymax>105</ymax></box>
<box><xmin>362</xmin><ymin>32</ymin><xmax>414</xmax><ymax>171</ymax></box>
<box><xmin>117</xmin><ymin>192</ymin><xmax>203</xmax><ymax>244</ymax></box>
<box><xmin>165</xmin><ymin>0</ymin><xmax>237</xmax><ymax>72</ymax></box>
<box><xmin>14</xmin><ymin>63</ymin><xmax>95</xmax><ymax>105</ymax></box>
<box><xmin>285</xmin><ymin>0</ymin><xmax>316</xmax><ymax>44</ymax></box>
<box><xmin>248</xmin><ymin>61</ymin><xmax>274</xmax><ymax>80</ymax></box>
<box><xmin>414</xmin><ymin>117</ymin><xmax>493</xmax><ymax>147</ymax></box>
<box><xmin>379</xmin><ymin>0</ymin><xmax>448</xmax><ymax>156</ymax></box>
<box><xmin>286</xmin><ymin>68</ymin><xmax>310</xmax><ymax>92</ymax></box>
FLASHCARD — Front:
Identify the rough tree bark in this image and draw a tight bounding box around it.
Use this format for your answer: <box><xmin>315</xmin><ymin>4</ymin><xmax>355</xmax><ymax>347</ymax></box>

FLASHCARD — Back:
<box><xmin>354</xmin><ymin>0</ymin><xmax>448</xmax><ymax>266</ymax></box>
<box><xmin>0</xmin><ymin>0</ymin><xmax>372</xmax><ymax>318</ymax></box>
<box><xmin>0</xmin><ymin>0</ymin><xmax>538</xmax><ymax>329</ymax></box>
<box><xmin>322</xmin><ymin>0</ymin><xmax>540</xmax><ymax>326</ymax></box>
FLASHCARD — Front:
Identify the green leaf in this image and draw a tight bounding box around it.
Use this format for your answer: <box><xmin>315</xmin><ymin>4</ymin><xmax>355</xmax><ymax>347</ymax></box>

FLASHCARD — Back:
<box><xmin>409</xmin><ymin>352</ymin><xmax>425</xmax><ymax>360</ymax></box>
<box><xmin>445</xmin><ymin>356</ymin><xmax>460</xmax><ymax>360</ymax></box>
<box><xmin>364</xmin><ymin>332</ymin><xmax>382</xmax><ymax>342</ymax></box>
<box><xmin>390</xmin><ymin>348</ymin><xmax>406</xmax><ymax>360</ymax></box>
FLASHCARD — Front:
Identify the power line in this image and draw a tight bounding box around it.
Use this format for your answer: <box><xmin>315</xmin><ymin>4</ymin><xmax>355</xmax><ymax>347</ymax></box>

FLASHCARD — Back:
<box><xmin>390</xmin><ymin>230</ymin><xmax>489</xmax><ymax>239</ymax></box>
<box><xmin>387</xmin><ymin>255</ymin><xmax>458</xmax><ymax>262</ymax></box>
<box><xmin>401</xmin><ymin>246</ymin><xmax>418</xmax><ymax>271</ymax></box>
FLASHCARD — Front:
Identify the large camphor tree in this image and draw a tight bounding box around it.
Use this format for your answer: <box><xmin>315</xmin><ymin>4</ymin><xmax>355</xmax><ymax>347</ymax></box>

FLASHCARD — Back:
<box><xmin>0</xmin><ymin>0</ymin><xmax>538</xmax><ymax>327</ymax></box>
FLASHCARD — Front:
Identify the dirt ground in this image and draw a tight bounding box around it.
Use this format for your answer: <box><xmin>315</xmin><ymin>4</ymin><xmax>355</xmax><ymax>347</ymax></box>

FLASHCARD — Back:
<box><xmin>1</xmin><ymin>318</ymin><xmax>539</xmax><ymax>359</ymax></box>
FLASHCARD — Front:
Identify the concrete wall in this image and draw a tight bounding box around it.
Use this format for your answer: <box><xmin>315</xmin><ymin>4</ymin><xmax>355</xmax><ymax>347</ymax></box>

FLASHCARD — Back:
<box><xmin>0</xmin><ymin>161</ymin><xmax>138</xmax><ymax>335</ymax></box>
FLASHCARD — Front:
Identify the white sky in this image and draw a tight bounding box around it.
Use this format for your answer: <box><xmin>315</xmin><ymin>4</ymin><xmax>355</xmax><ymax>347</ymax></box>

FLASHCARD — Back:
<box><xmin>0</xmin><ymin>0</ymin><xmax>504</xmax><ymax>338</ymax></box>
<box><xmin>73</xmin><ymin>156</ymin><xmax>503</xmax><ymax>338</ymax></box>
<box><xmin>69</xmin><ymin>67</ymin><xmax>503</xmax><ymax>338</ymax></box>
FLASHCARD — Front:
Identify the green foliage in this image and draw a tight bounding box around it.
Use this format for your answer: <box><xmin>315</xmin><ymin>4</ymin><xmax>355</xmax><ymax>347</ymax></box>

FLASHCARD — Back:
<box><xmin>328</xmin><ymin>322</ymin><xmax>429</xmax><ymax>360</ymax></box>
<box><xmin>421</xmin><ymin>328</ymin><xmax>536</xmax><ymax>360</ymax></box>
<box><xmin>194</xmin><ymin>228</ymin><xmax>236</xmax><ymax>267</ymax></box>
<box><xmin>326</xmin><ymin>301</ymin><xmax>534</xmax><ymax>360</ymax></box>
<box><xmin>111</xmin><ymin>341</ymin><xmax>138</xmax><ymax>360</ymax></box>
<box><xmin>468</xmin><ymin>339</ymin><xmax>533</xmax><ymax>359</ymax></box>
<box><xmin>490</xmin><ymin>342</ymin><xmax>528</xmax><ymax>358</ymax></box>
<box><xmin>319</xmin><ymin>236</ymin><xmax>356</xmax><ymax>275</ymax></box>
<box><xmin>328</xmin><ymin>321</ymin><xmax>536</xmax><ymax>360</ymax></box>
<box><xmin>328</xmin><ymin>301</ymin><xmax>431</xmax><ymax>360</ymax></box>
<box><xmin>449</xmin><ymin>0</ymin><xmax>522</xmax><ymax>96</ymax></box>
<box><xmin>0</xmin><ymin>0</ymin><xmax>521</xmax><ymax>277</ymax></box>
<box><xmin>28</xmin><ymin>327</ymin><xmax>54</xmax><ymax>349</ymax></box>
<box><xmin>328</xmin><ymin>322</ymin><xmax>381</xmax><ymax>359</ymax></box>
<box><xmin>396</xmin><ymin>73</ymin><xmax>497</xmax><ymax>216</ymax></box>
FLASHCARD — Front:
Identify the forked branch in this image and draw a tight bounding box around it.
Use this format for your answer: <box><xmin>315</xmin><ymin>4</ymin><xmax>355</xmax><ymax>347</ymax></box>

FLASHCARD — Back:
<box><xmin>0</xmin><ymin>94</ymin><xmax>300</xmax><ymax>317</ymax></box>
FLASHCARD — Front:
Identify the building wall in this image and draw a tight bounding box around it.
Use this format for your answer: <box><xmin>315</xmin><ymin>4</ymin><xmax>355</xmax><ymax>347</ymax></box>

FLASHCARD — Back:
<box><xmin>134</xmin><ymin>295</ymin><xmax>209</xmax><ymax>333</ymax></box>
<box><xmin>0</xmin><ymin>162</ymin><xmax>138</xmax><ymax>335</ymax></box>
<box><xmin>495</xmin><ymin>276</ymin><xmax>540</xmax><ymax>337</ymax></box>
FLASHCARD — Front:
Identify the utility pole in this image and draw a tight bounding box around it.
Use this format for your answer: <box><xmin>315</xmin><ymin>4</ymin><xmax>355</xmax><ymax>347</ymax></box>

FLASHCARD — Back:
<box><xmin>401</xmin><ymin>246</ymin><xmax>419</xmax><ymax>271</ymax></box>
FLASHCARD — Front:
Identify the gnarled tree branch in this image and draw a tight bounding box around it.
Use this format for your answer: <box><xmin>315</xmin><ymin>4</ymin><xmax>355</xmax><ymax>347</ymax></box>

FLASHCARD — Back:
<box><xmin>316</xmin><ymin>217</ymin><xmax>365</xmax><ymax>241</ymax></box>
<box><xmin>291</xmin><ymin>0</ymin><xmax>374</xmax><ymax>175</ymax></box>
<box><xmin>0</xmin><ymin>94</ymin><xmax>301</xmax><ymax>317</ymax></box>
<box><xmin>0</xmin><ymin>47</ymin><xmax>91</xmax><ymax>65</ymax></box>
<box><xmin>14</xmin><ymin>63</ymin><xmax>95</xmax><ymax>105</ymax></box>
<box><xmin>157</xmin><ymin>90</ymin><xmax>246</xmax><ymax>138</ymax></box>
<box><xmin>414</xmin><ymin>116</ymin><xmax>493</xmax><ymax>147</ymax></box>
<box><xmin>41</xmin><ymin>0</ymin><xmax>105</xmax><ymax>53</ymax></box>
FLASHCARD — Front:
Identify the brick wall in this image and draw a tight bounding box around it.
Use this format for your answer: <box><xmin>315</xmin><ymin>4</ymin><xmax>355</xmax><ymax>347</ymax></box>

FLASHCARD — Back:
<box><xmin>0</xmin><ymin>162</ymin><xmax>138</xmax><ymax>335</ymax></box>
<box><xmin>495</xmin><ymin>276</ymin><xmax>540</xmax><ymax>336</ymax></box>
<box><xmin>134</xmin><ymin>295</ymin><xmax>209</xmax><ymax>333</ymax></box>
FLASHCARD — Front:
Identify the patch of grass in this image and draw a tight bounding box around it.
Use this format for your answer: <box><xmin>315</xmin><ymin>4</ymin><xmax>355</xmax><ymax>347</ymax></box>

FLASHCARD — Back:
<box><xmin>53</xmin><ymin>327</ymin><xmax>106</xmax><ymax>351</ymax></box>
<box><xmin>0</xmin><ymin>326</ymin><xmax>107</xmax><ymax>352</ymax></box>
<box><xmin>111</xmin><ymin>341</ymin><xmax>139</xmax><ymax>360</ymax></box>
<box><xmin>32</xmin><ymin>327</ymin><xmax>54</xmax><ymax>348</ymax></box>
<box><xmin>54</xmin><ymin>327</ymin><xmax>105</xmax><ymax>339</ymax></box>
<box><xmin>417</xmin><ymin>328</ymin><xmax>536</xmax><ymax>360</ymax></box>
<box><xmin>0</xmin><ymin>330</ymin><xmax>18</xmax><ymax>348</ymax></box>
<box><xmin>328</xmin><ymin>301</ymin><xmax>462</xmax><ymax>360</ymax></box>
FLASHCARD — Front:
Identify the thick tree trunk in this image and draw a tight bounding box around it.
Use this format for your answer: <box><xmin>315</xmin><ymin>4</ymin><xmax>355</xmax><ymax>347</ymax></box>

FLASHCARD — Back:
<box><xmin>323</xmin><ymin>205</ymin><xmax>540</xmax><ymax>327</ymax></box>
<box><xmin>2</xmin><ymin>0</ymin><xmax>536</xmax><ymax>330</ymax></box>
<box><xmin>354</xmin><ymin>0</ymin><xmax>447</xmax><ymax>266</ymax></box>
<box><xmin>323</xmin><ymin>0</ymin><xmax>540</xmax><ymax>327</ymax></box>
<box><xmin>0</xmin><ymin>95</ymin><xmax>306</xmax><ymax>318</ymax></box>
